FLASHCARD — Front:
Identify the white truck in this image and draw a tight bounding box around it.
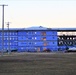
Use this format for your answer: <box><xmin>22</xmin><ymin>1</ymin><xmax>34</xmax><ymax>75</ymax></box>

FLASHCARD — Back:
<box><xmin>65</xmin><ymin>47</ymin><xmax>76</xmax><ymax>52</ymax></box>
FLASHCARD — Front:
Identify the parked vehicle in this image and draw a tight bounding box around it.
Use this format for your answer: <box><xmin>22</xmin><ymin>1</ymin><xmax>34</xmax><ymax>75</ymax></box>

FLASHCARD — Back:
<box><xmin>65</xmin><ymin>47</ymin><xmax>76</xmax><ymax>52</ymax></box>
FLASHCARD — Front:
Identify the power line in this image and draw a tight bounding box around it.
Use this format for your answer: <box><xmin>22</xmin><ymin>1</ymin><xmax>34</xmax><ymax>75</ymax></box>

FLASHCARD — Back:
<box><xmin>0</xmin><ymin>4</ymin><xmax>8</xmax><ymax>56</ymax></box>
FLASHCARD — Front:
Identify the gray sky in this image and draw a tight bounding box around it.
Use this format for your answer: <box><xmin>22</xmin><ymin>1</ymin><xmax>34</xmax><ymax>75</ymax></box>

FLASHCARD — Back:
<box><xmin>0</xmin><ymin>0</ymin><xmax>76</xmax><ymax>28</ymax></box>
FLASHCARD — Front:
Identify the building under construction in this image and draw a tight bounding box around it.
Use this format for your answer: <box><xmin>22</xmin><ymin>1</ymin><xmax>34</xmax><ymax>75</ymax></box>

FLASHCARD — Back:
<box><xmin>0</xmin><ymin>26</ymin><xmax>76</xmax><ymax>52</ymax></box>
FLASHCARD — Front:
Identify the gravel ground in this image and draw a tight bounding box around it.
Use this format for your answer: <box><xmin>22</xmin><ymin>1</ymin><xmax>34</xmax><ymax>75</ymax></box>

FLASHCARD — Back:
<box><xmin>0</xmin><ymin>52</ymin><xmax>76</xmax><ymax>75</ymax></box>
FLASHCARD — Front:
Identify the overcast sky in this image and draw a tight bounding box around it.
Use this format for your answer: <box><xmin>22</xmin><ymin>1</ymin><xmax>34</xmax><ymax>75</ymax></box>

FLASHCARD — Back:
<box><xmin>0</xmin><ymin>0</ymin><xmax>76</xmax><ymax>28</ymax></box>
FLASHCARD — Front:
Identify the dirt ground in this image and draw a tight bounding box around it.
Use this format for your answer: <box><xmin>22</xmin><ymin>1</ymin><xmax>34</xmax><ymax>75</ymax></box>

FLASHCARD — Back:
<box><xmin>0</xmin><ymin>52</ymin><xmax>76</xmax><ymax>75</ymax></box>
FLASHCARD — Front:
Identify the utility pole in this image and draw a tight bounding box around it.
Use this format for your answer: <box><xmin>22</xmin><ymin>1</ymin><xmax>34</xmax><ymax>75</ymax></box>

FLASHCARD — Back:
<box><xmin>0</xmin><ymin>4</ymin><xmax>8</xmax><ymax>56</ymax></box>
<box><xmin>7</xmin><ymin>22</ymin><xmax>11</xmax><ymax>54</ymax></box>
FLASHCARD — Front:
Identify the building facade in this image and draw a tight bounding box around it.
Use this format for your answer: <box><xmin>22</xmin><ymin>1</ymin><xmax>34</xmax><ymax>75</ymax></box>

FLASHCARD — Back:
<box><xmin>0</xmin><ymin>26</ymin><xmax>76</xmax><ymax>52</ymax></box>
<box><xmin>58</xmin><ymin>28</ymin><xmax>76</xmax><ymax>51</ymax></box>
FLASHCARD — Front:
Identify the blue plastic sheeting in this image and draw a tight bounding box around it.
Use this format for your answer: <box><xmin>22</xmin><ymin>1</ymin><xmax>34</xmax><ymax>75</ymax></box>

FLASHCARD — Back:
<box><xmin>18</xmin><ymin>42</ymin><xmax>26</xmax><ymax>46</ymax></box>
<box><xmin>18</xmin><ymin>32</ymin><xmax>26</xmax><ymax>35</ymax></box>
<box><xmin>58</xmin><ymin>46</ymin><xmax>66</xmax><ymax>51</ymax></box>
<box><xmin>18</xmin><ymin>36</ymin><xmax>26</xmax><ymax>40</ymax></box>
<box><xmin>46</xmin><ymin>31</ymin><xmax>57</xmax><ymax>35</ymax></box>
<box><xmin>49</xmin><ymin>41</ymin><xmax>57</xmax><ymax>46</ymax></box>
<box><xmin>18</xmin><ymin>47</ymin><xmax>39</xmax><ymax>52</ymax></box>
<box><xmin>46</xmin><ymin>36</ymin><xmax>57</xmax><ymax>40</ymax></box>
